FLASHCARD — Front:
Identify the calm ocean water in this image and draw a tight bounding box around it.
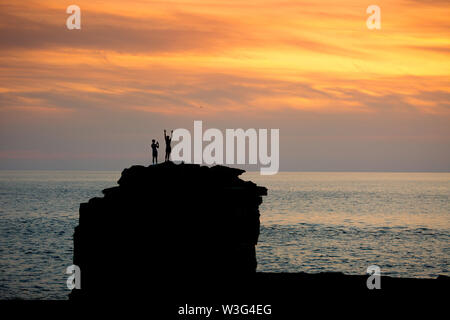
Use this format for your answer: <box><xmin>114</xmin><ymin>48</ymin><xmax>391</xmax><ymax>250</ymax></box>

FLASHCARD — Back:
<box><xmin>0</xmin><ymin>170</ymin><xmax>449</xmax><ymax>299</ymax></box>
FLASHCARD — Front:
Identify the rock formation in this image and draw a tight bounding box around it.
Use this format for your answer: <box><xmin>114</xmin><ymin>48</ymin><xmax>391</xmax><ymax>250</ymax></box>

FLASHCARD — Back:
<box><xmin>70</xmin><ymin>162</ymin><xmax>267</xmax><ymax>300</ymax></box>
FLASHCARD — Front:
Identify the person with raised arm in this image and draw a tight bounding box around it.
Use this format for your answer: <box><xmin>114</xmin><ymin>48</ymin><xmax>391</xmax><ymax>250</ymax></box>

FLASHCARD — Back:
<box><xmin>164</xmin><ymin>129</ymin><xmax>173</xmax><ymax>162</ymax></box>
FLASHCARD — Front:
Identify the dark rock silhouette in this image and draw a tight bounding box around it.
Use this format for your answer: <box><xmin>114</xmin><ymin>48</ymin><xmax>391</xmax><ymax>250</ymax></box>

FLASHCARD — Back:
<box><xmin>70</xmin><ymin>162</ymin><xmax>266</xmax><ymax>300</ymax></box>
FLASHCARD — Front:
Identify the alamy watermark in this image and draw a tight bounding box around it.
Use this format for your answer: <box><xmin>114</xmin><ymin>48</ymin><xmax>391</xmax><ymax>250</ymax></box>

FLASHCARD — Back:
<box><xmin>366</xmin><ymin>5</ymin><xmax>381</xmax><ymax>30</ymax></box>
<box><xmin>170</xmin><ymin>121</ymin><xmax>279</xmax><ymax>175</ymax></box>
<box><xmin>66</xmin><ymin>264</ymin><xmax>81</xmax><ymax>289</ymax></box>
<box><xmin>366</xmin><ymin>265</ymin><xmax>381</xmax><ymax>289</ymax></box>
<box><xmin>66</xmin><ymin>5</ymin><xmax>81</xmax><ymax>30</ymax></box>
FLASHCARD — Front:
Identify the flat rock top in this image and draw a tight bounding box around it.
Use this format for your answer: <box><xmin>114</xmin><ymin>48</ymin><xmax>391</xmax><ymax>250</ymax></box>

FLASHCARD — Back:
<box><xmin>115</xmin><ymin>162</ymin><xmax>267</xmax><ymax>195</ymax></box>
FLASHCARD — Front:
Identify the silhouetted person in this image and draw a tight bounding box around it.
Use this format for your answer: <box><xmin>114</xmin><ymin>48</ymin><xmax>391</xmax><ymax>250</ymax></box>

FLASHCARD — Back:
<box><xmin>164</xmin><ymin>129</ymin><xmax>173</xmax><ymax>162</ymax></box>
<box><xmin>151</xmin><ymin>139</ymin><xmax>159</xmax><ymax>164</ymax></box>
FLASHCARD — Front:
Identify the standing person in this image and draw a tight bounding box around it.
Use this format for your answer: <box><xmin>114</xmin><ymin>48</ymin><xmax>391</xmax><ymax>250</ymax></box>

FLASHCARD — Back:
<box><xmin>151</xmin><ymin>139</ymin><xmax>159</xmax><ymax>164</ymax></box>
<box><xmin>164</xmin><ymin>129</ymin><xmax>173</xmax><ymax>162</ymax></box>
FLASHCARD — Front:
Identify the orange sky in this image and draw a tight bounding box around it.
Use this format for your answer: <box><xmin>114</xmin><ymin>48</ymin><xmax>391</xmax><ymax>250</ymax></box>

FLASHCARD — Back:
<box><xmin>0</xmin><ymin>0</ymin><xmax>449</xmax><ymax>170</ymax></box>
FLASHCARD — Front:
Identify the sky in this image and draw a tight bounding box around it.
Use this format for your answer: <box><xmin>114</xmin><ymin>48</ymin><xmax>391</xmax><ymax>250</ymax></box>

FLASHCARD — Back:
<box><xmin>0</xmin><ymin>0</ymin><xmax>449</xmax><ymax>171</ymax></box>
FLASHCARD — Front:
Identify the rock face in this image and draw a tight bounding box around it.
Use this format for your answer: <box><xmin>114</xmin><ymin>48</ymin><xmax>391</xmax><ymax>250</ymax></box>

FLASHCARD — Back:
<box><xmin>70</xmin><ymin>162</ymin><xmax>267</xmax><ymax>300</ymax></box>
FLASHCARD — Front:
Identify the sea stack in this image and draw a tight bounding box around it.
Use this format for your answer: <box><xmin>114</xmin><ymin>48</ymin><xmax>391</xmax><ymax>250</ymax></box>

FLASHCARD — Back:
<box><xmin>70</xmin><ymin>162</ymin><xmax>267</xmax><ymax>300</ymax></box>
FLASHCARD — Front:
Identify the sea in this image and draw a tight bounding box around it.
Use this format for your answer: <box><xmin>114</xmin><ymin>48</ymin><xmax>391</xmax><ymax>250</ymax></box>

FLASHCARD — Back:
<box><xmin>0</xmin><ymin>170</ymin><xmax>448</xmax><ymax>299</ymax></box>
